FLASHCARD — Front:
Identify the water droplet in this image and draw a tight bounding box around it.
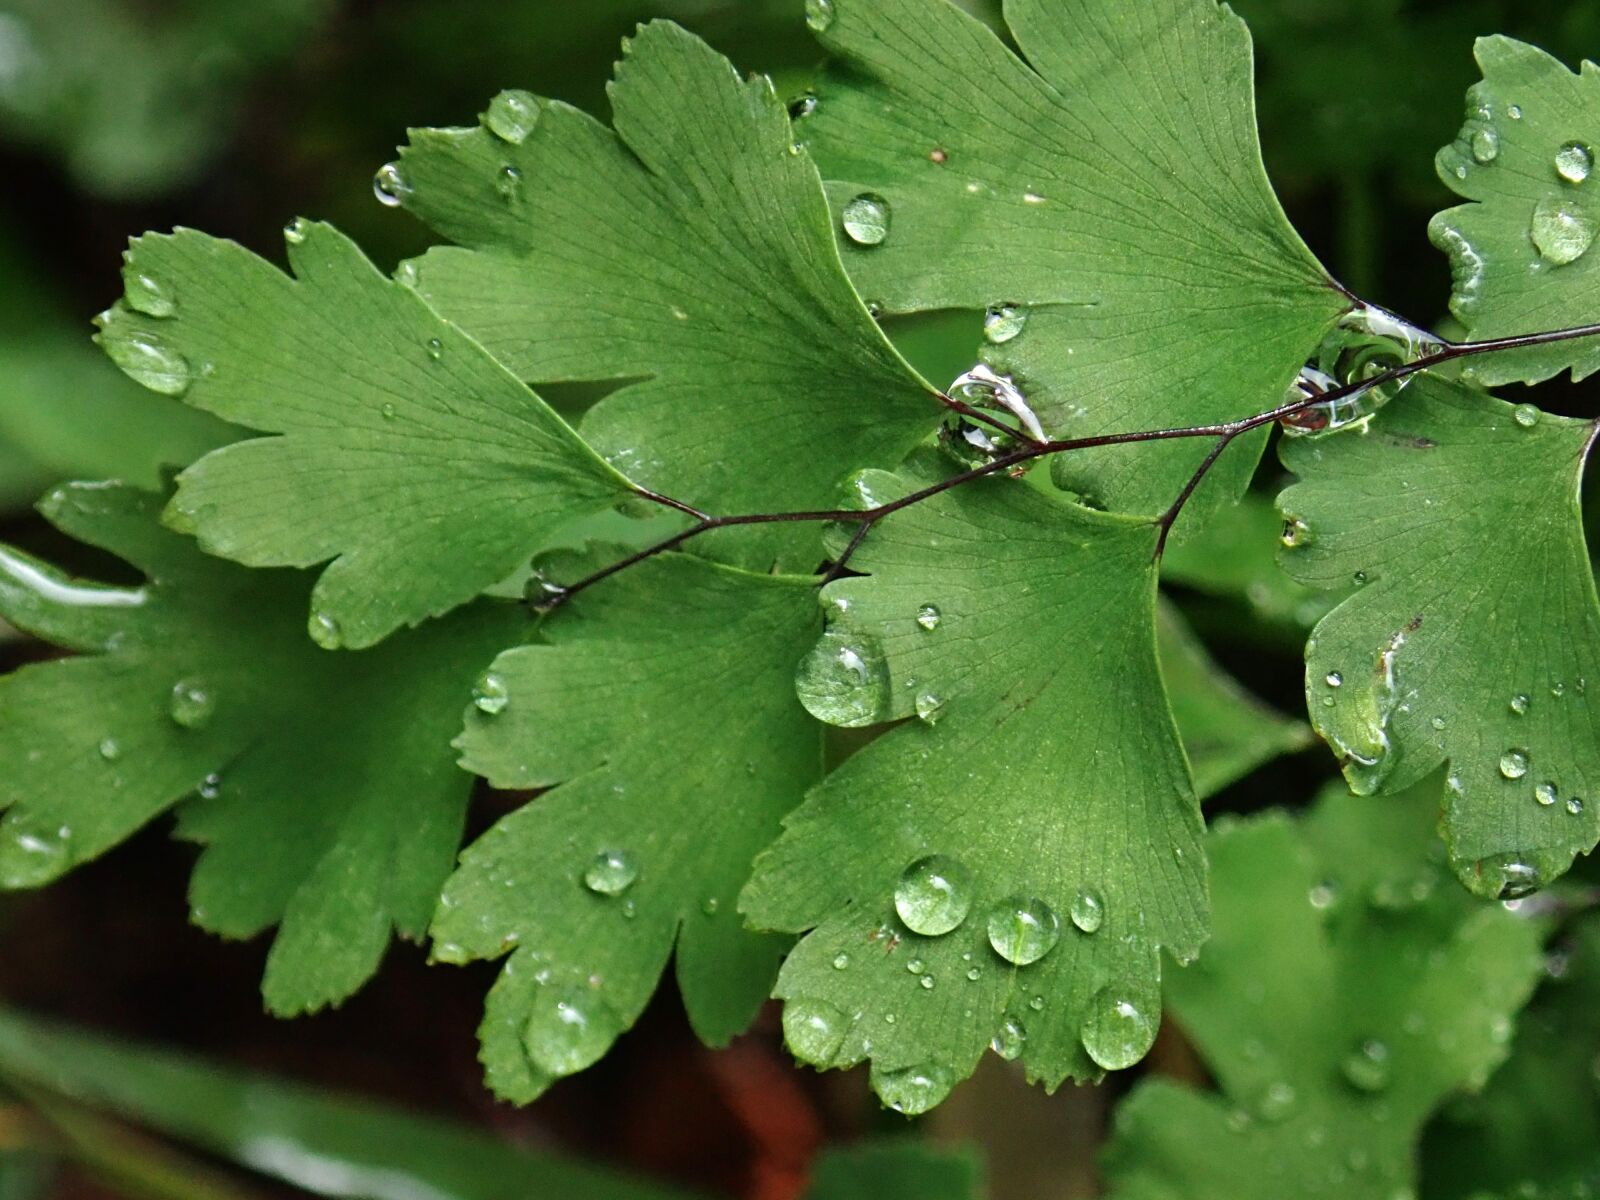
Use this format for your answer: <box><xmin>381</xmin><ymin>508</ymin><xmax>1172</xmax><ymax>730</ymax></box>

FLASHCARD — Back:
<box><xmin>803</xmin><ymin>0</ymin><xmax>835</xmax><ymax>33</ymax></box>
<box><xmin>874</xmin><ymin>1062</ymin><xmax>953</xmax><ymax>1114</ymax></box>
<box><xmin>198</xmin><ymin>772</ymin><xmax>222</xmax><ymax>800</ymax></box>
<box><xmin>0</xmin><ymin>817</ymin><xmax>72</xmax><ymax>888</ymax></box>
<box><xmin>985</xmin><ymin>896</ymin><xmax>1061</xmax><ymax>965</ymax></box>
<box><xmin>906</xmin><ymin>958</ymin><xmax>925</xmax><ymax>974</ymax></box>
<box><xmin>913</xmin><ymin>692</ymin><xmax>946</xmax><ymax>724</ymax></box>
<box><xmin>1308</xmin><ymin>880</ymin><xmax>1338</xmax><ymax>909</ymax></box>
<box><xmin>1508</xmin><ymin>104</ymin><xmax>1524</xmax><ymax>120</ymax></box>
<box><xmin>1326</xmin><ymin>671</ymin><xmax>1343</xmax><ymax>688</ymax></box>
<box><xmin>1484</xmin><ymin>853</ymin><xmax>1543</xmax><ymax>899</ymax></box>
<box><xmin>915</xmin><ymin>604</ymin><xmax>941</xmax><ymax>631</ymax></box>
<box><xmin>102</xmin><ymin>330</ymin><xmax>192</xmax><ymax>397</ymax></box>
<box><xmin>1500</xmin><ymin>749</ymin><xmax>1529</xmax><ymax>780</ymax></box>
<box><xmin>1257</xmin><ymin>1081</ymin><xmax>1298</xmax><ymax>1122</ymax></box>
<box><xmin>523</xmin><ymin>984</ymin><xmax>621</xmax><ymax>1076</ymax></box>
<box><xmin>991</xmin><ymin>1016</ymin><xmax>1026</xmax><ymax>1060</ymax></box>
<box><xmin>473</xmin><ymin>672</ymin><xmax>509</xmax><ymax>715</ymax></box>
<box><xmin>1028</xmin><ymin>994</ymin><xmax>1045</xmax><ymax>1011</ymax></box>
<box><xmin>788</xmin><ymin>92</ymin><xmax>818</xmax><ymax>121</ymax></box>
<box><xmin>1531</xmin><ymin>195</ymin><xmax>1596</xmax><ymax>265</ymax></box>
<box><xmin>982</xmin><ymin>303</ymin><xmax>1027</xmax><ymax>344</ymax></box>
<box><xmin>372</xmin><ymin>161</ymin><xmax>410</xmax><ymax>208</ymax></box>
<box><xmin>1471</xmin><ymin>127</ymin><xmax>1500</xmax><ymax>163</ymax></box>
<box><xmin>168</xmin><ymin>677</ymin><xmax>216</xmax><ymax>730</ymax></box>
<box><xmin>1567</xmin><ymin>796</ymin><xmax>1585</xmax><ymax>816</ymax></box>
<box><xmin>918</xmin><ymin>974</ymin><xmax>935</xmax><ymax>990</ymax></box>
<box><xmin>832</xmin><ymin>952</ymin><xmax>850</xmax><ymax>970</ymax></box>
<box><xmin>1552</xmin><ymin>680</ymin><xmax>1567</xmax><ymax>698</ymax></box>
<box><xmin>484</xmin><ymin>89</ymin><xmax>540</xmax><ymax>143</ymax></box>
<box><xmin>893</xmin><ymin>854</ymin><xmax>974</xmax><ymax>936</ymax></box>
<box><xmin>841</xmin><ymin>193</ymin><xmax>890</xmax><ymax>246</ymax></box>
<box><xmin>965</xmin><ymin>966</ymin><xmax>980</xmax><ymax>981</ymax></box>
<box><xmin>1556</xmin><ymin>140</ymin><xmax>1593</xmax><ymax>184</ymax></box>
<box><xmin>1080</xmin><ymin>987</ymin><xmax>1156</xmax><ymax>1070</ymax></box>
<box><xmin>1512</xmin><ymin>403</ymin><xmax>1540</xmax><ymax>428</ymax></box>
<box><xmin>308</xmin><ymin>611</ymin><xmax>341</xmax><ymax>650</ymax></box>
<box><xmin>796</xmin><ymin>627</ymin><xmax>890</xmax><ymax>727</ymax></box>
<box><xmin>1341</xmin><ymin>1039</ymin><xmax>1391</xmax><ymax>1092</ymax></box>
<box><xmin>1535</xmin><ymin>782</ymin><xmax>1558</xmax><ymax>807</ymax></box>
<box><xmin>283</xmin><ymin>218</ymin><xmax>309</xmax><ymax>245</ymax></box>
<box><xmin>1353</xmin><ymin>571</ymin><xmax>1368</xmax><ymax>586</ymax></box>
<box><xmin>583</xmin><ymin>849</ymin><xmax>638</xmax><ymax>896</ymax></box>
<box><xmin>1281</xmin><ymin>517</ymin><xmax>1313</xmax><ymax>548</ymax></box>
<box><xmin>701</xmin><ymin>897</ymin><xmax>720</xmax><ymax>916</ymax></box>
<box><xmin>1069</xmin><ymin>889</ymin><xmax>1105</xmax><ymax>934</ymax></box>
<box><xmin>1430</xmin><ymin>715</ymin><xmax>1447</xmax><ymax>731</ymax></box>
<box><xmin>1510</xmin><ymin>693</ymin><xmax>1530</xmax><ymax>715</ymax></box>
<box><xmin>426</xmin><ymin>337</ymin><xmax>444</xmax><ymax>361</ymax></box>
<box><xmin>124</xmin><ymin>271</ymin><xmax>174</xmax><ymax>318</ymax></box>
<box><xmin>494</xmin><ymin>164</ymin><xmax>524</xmax><ymax>201</ymax></box>
<box><xmin>381</xmin><ymin>402</ymin><xmax>397</xmax><ymax>420</ymax></box>
<box><xmin>97</xmin><ymin>737</ymin><xmax>121</xmax><ymax>762</ymax></box>
<box><xmin>784</xmin><ymin>998</ymin><xmax>847</xmax><ymax>1064</ymax></box>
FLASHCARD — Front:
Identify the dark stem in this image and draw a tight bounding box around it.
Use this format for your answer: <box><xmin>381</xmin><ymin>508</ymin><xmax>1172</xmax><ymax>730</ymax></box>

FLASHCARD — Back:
<box><xmin>541</xmin><ymin>317</ymin><xmax>1600</xmax><ymax>610</ymax></box>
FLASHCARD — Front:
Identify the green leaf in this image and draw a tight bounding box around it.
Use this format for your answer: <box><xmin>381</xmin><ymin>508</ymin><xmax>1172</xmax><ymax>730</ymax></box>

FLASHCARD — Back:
<box><xmin>1431</xmin><ymin>36</ymin><xmax>1600</xmax><ymax>385</ymax></box>
<box><xmin>95</xmin><ymin>221</ymin><xmax>633</xmax><ymax>649</ymax></box>
<box><xmin>742</xmin><ymin>459</ymin><xmax>1205</xmax><ymax>1108</ymax></box>
<box><xmin>0</xmin><ymin>1008</ymin><xmax>699</xmax><ymax>1200</ymax></box>
<box><xmin>1276</xmin><ymin>374</ymin><xmax>1600</xmax><ymax>895</ymax></box>
<box><xmin>1420</xmin><ymin>912</ymin><xmax>1600</xmax><ymax>1199</ymax></box>
<box><xmin>804</xmin><ymin>1140</ymin><xmax>984</xmax><ymax>1200</ymax></box>
<box><xmin>0</xmin><ymin>482</ymin><xmax>524</xmax><ymax>1014</ymax></box>
<box><xmin>397</xmin><ymin>21</ymin><xmax>940</xmax><ymax>570</ymax></box>
<box><xmin>1103</xmin><ymin>779</ymin><xmax>1544</xmax><ymax>1200</ymax></box>
<box><xmin>803</xmin><ymin>0</ymin><xmax>1346</xmax><ymax>517</ymax></box>
<box><xmin>437</xmin><ymin>551</ymin><xmax>820</xmax><ymax>1102</ymax></box>
<box><xmin>1157</xmin><ymin>600</ymin><xmax>1311</xmax><ymax>801</ymax></box>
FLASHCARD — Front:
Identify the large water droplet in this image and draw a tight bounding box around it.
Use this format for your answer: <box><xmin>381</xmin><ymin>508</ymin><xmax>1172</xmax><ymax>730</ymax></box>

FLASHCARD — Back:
<box><xmin>1535</xmin><ymin>782</ymin><xmax>1558</xmax><ymax>807</ymax></box>
<box><xmin>1556</xmin><ymin>140</ymin><xmax>1594</xmax><ymax>184</ymax></box>
<box><xmin>102</xmin><ymin>330</ymin><xmax>192</xmax><ymax>396</ymax></box>
<box><xmin>985</xmin><ymin>896</ymin><xmax>1060</xmax><ymax>965</ymax></box>
<box><xmin>1499</xmin><ymin>748</ymin><xmax>1529</xmax><ymax>780</ymax></box>
<box><xmin>873</xmin><ymin>1062</ymin><xmax>953</xmax><ymax>1114</ymax></box>
<box><xmin>1069</xmin><ymin>889</ymin><xmax>1105</xmax><ymax>934</ymax></box>
<box><xmin>283</xmin><ymin>218</ymin><xmax>309</xmax><ymax>246</ymax></box>
<box><xmin>583</xmin><ymin>849</ymin><xmax>638</xmax><ymax>896</ymax></box>
<box><xmin>795</xmin><ymin>627</ymin><xmax>891</xmax><ymax>727</ymax></box>
<box><xmin>522</xmin><ymin>984</ymin><xmax>622</xmax><ymax>1076</ymax></box>
<box><xmin>841</xmin><ymin>193</ymin><xmax>890</xmax><ymax>246</ymax></box>
<box><xmin>1512</xmin><ymin>403</ymin><xmax>1540</xmax><ymax>428</ymax></box>
<box><xmin>373</xmin><ymin>161</ymin><xmax>411</xmax><ymax>208</ymax></box>
<box><xmin>1481</xmin><ymin>853</ymin><xmax>1543</xmax><ymax>899</ymax></box>
<box><xmin>991</xmin><ymin>1016</ymin><xmax>1026</xmax><ymax>1060</ymax></box>
<box><xmin>1341</xmin><ymin>1039</ymin><xmax>1391</xmax><ymax>1092</ymax></box>
<box><xmin>0</xmin><ymin>816</ymin><xmax>72</xmax><ymax>888</ymax></box>
<box><xmin>893</xmin><ymin>854</ymin><xmax>974</xmax><ymax>936</ymax></box>
<box><xmin>982</xmin><ymin>303</ymin><xmax>1027</xmax><ymax>344</ymax></box>
<box><xmin>1471</xmin><ymin>127</ymin><xmax>1500</xmax><ymax>163</ymax></box>
<box><xmin>124</xmin><ymin>271</ymin><xmax>175</xmax><ymax>318</ymax></box>
<box><xmin>473</xmin><ymin>671</ymin><xmax>509</xmax><ymax>715</ymax></box>
<box><xmin>784</xmin><ymin>997</ymin><xmax>848</xmax><ymax>1065</ymax></box>
<box><xmin>484</xmin><ymin>89</ymin><xmax>540</xmax><ymax>144</ymax></box>
<box><xmin>804</xmin><ymin>0</ymin><xmax>835</xmax><ymax>33</ymax></box>
<box><xmin>1080</xmin><ymin>986</ymin><xmax>1157</xmax><ymax>1071</ymax></box>
<box><xmin>168</xmin><ymin>677</ymin><xmax>216</xmax><ymax>730</ymax></box>
<box><xmin>1531</xmin><ymin>196</ymin><xmax>1596</xmax><ymax>265</ymax></box>
<box><xmin>308</xmin><ymin>611</ymin><xmax>342</xmax><ymax>650</ymax></box>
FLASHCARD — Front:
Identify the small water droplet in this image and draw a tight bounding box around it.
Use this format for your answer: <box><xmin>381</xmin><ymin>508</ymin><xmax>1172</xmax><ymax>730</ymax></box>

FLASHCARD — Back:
<box><xmin>1510</xmin><ymin>693</ymin><xmax>1530</xmax><ymax>715</ymax></box>
<box><xmin>832</xmin><ymin>951</ymin><xmax>850</xmax><ymax>970</ymax></box>
<box><xmin>198</xmin><ymin>772</ymin><xmax>222</xmax><ymax>800</ymax></box>
<box><xmin>1485</xmin><ymin>853</ymin><xmax>1543</xmax><ymax>899</ymax></box>
<box><xmin>1507</xmin><ymin>104</ymin><xmax>1524</xmax><ymax>120</ymax></box>
<box><xmin>583</xmin><ymin>849</ymin><xmax>638</xmax><ymax>896</ymax></box>
<box><xmin>1567</xmin><ymin>796</ymin><xmax>1585</xmax><ymax>816</ymax></box>
<box><xmin>0</xmin><ymin>817</ymin><xmax>72</xmax><ymax>887</ymax></box>
<box><xmin>372</xmin><ymin>161</ymin><xmax>410</xmax><ymax>208</ymax></box>
<box><xmin>803</xmin><ymin>0</ymin><xmax>835</xmax><ymax>33</ymax></box>
<box><xmin>985</xmin><ymin>896</ymin><xmax>1061</xmax><ymax>965</ymax></box>
<box><xmin>168</xmin><ymin>677</ymin><xmax>216</xmax><ymax>730</ymax></box>
<box><xmin>1326</xmin><ymin>671</ymin><xmax>1343</xmax><ymax>688</ymax></box>
<box><xmin>1531</xmin><ymin>195</ymin><xmax>1596</xmax><ymax>265</ymax></box>
<box><xmin>893</xmin><ymin>854</ymin><xmax>974</xmax><ymax>936</ymax></box>
<box><xmin>426</xmin><ymin>337</ymin><xmax>444</xmax><ymax>361</ymax></box>
<box><xmin>1341</xmin><ymin>1039</ymin><xmax>1391</xmax><ymax>1092</ymax></box>
<box><xmin>918</xmin><ymin>974</ymin><xmax>935</xmax><ymax>990</ymax></box>
<box><xmin>787</xmin><ymin>92</ymin><xmax>818</xmax><ymax>121</ymax></box>
<box><xmin>1471</xmin><ymin>127</ymin><xmax>1500</xmax><ymax>163</ymax></box>
<box><xmin>381</xmin><ymin>402</ymin><xmax>397</xmax><ymax>420</ymax></box>
<box><xmin>906</xmin><ymin>958</ymin><xmax>924</xmax><ymax>974</ymax></box>
<box><xmin>1500</xmin><ymin>748</ymin><xmax>1529</xmax><ymax>780</ymax></box>
<box><xmin>784</xmin><ymin>998</ymin><xmax>847</xmax><ymax>1064</ymax></box>
<box><xmin>308</xmin><ymin>611</ymin><xmax>342</xmax><ymax>650</ymax></box>
<box><xmin>1069</xmin><ymin>889</ymin><xmax>1105</xmax><ymax>934</ymax></box>
<box><xmin>874</xmin><ymin>1062</ymin><xmax>953</xmax><ymax>1114</ymax></box>
<box><xmin>991</xmin><ymin>1016</ymin><xmax>1026</xmax><ymax>1060</ymax></box>
<box><xmin>1309</xmin><ymin>880</ymin><xmax>1338</xmax><ymax>909</ymax></box>
<box><xmin>1353</xmin><ymin>570</ymin><xmax>1368</xmax><ymax>585</ymax></box>
<box><xmin>965</xmin><ymin>966</ymin><xmax>980</xmax><ymax>981</ymax></box>
<box><xmin>1535</xmin><ymin>782</ymin><xmax>1558</xmax><ymax>807</ymax></box>
<box><xmin>102</xmin><ymin>329</ymin><xmax>192</xmax><ymax>397</ymax></box>
<box><xmin>284</xmin><ymin>218</ymin><xmax>309</xmax><ymax>245</ymax></box>
<box><xmin>1556</xmin><ymin>140</ymin><xmax>1594</xmax><ymax>184</ymax></box>
<box><xmin>701</xmin><ymin>896</ymin><xmax>720</xmax><ymax>916</ymax></box>
<box><xmin>1512</xmin><ymin>403</ymin><xmax>1540</xmax><ymax>428</ymax></box>
<box><xmin>1430</xmin><ymin>715</ymin><xmax>1447</xmax><ymax>731</ymax></box>
<box><xmin>1281</xmin><ymin>517</ymin><xmax>1313</xmax><ymax>548</ymax></box>
<box><xmin>1028</xmin><ymin>994</ymin><xmax>1045</xmax><ymax>1011</ymax></box>
<box><xmin>124</xmin><ymin>271</ymin><xmax>175</xmax><ymax>318</ymax></box>
<box><xmin>841</xmin><ymin>193</ymin><xmax>890</xmax><ymax>246</ymax></box>
<box><xmin>495</xmin><ymin>164</ymin><xmax>524</xmax><ymax>201</ymax></box>
<box><xmin>97</xmin><ymin>737</ymin><xmax>121</xmax><ymax>762</ymax></box>
<box><xmin>484</xmin><ymin>89</ymin><xmax>540</xmax><ymax>143</ymax></box>
<box><xmin>915</xmin><ymin>604</ymin><xmax>941</xmax><ymax>631</ymax></box>
<box><xmin>982</xmin><ymin>303</ymin><xmax>1027</xmax><ymax>344</ymax></box>
<box><xmin>473</xmin><ymin>672</ymin><xmax>510</xmax><ymax>715</ymax></box>
<box><xmin>1080</xmin><ymin>986</ymin><xmax>1156</xmax><ymax>1070</ymax></box>
<box><xmin>1257</xmin><ymin>1080</ymin><xmax>1298</xmax><ymax>1122</ymax></box>
<box><xmin>796</xmin><ymin>628</ymin><xmax>891</xmax><ymax>726</ymax></box>
<box><xmin>913</xmin><ymin>692</ymin><xmax>946</xmax><ymax>724</ymax></box>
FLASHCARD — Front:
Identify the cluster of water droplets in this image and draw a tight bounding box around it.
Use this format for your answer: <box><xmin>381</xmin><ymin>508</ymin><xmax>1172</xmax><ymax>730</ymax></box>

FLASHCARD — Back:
<box><xmin>1279</xmin><ymin>304</ymin><xmax>1444</xmax><ymax>439</ymax></box>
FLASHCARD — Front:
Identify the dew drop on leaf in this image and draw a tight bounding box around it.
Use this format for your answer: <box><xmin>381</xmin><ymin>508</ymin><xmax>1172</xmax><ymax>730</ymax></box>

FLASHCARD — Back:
<box><xmin>985</xmin><ymin>896</ymin><xmax>1061</xmax><ymax>965</ymax></box>
<box><xmin>582</xmin><ymin>849</ymin><xmax>638</xmax><ymax>896</ymax></box>
<box><xmin>982</xmin><ymin>303</ymin><xmax>1027</xmax><ymax>344</ymax></box>
<box><xmin>308</xmin><ymin>611</ymin><xmax>342</xmax><ymax>650</ymax></box>
<box><xmin>97</xmin><ymin>738</ymin><xmax>120</xmax><ymax>762</ymax></box>
<box><xmin>874</xmin><ymin>1063</ymin><xmax>953</xmax><ymax>1115</ymax></box>
<box><xmin>893</xmin><ymin>854</ymin><xmax>973</xmax><ymax>936</ymax></box>
<box><xmin>1080</xmin><ymin>986</ymin><xmax>1157</xmax><ymax>1071</ymax></box>
<box><xmin>783</xmin><ymin>997</ymin><xmax>847</xmax><ymax>1065</ymax></box>
<box><xmin>124</xmin><ymin>271</ymin><xmax>174</xmax><ymax>318</ymax></box>
<box><xmin>0</xmin><ymin>817</ymin><xmax>72</xmax><ymax>888</ymax></box>
<box><xmin>913</xmin><ymin>692</ymin><xmax>946</xmax><ymax>724</ymax></box>
<box><xmin>787</xmin><ymin>92</ymin><xmax>818</xmax><ymax>121</ymax></box>
<box><xmin>841</xmin><ymin>193</ymin><xmax>891</xmax><ymax>246</ymax></box>
<box><xmin>991</xmin><ymin>1016</ymin><xmax>1026</xmax><ymax>1060</ymax></box>
<box><xmin>522</xmin><ymin>985</ymin><xmax>623</xmax><ymax>1076</ymax></box>
<box><xmin>795</xmin><ymin>627</ymin><xmax>891</xmax><ymax>726</ymax></box>
<box><xmin>472</xmin><ymin>672</ymin><xmax>509</xmax><ymax>715</ymax></box>
<box><xmin>915</xmin><ymin>604</ymin><xmax>941</xmax><ymax>631</ymax></box>
<box><xmin>1256</xmin><ymin>1080</ymin><xmax>1298</xmax><ymax>1122</ymax></box>
<box><xmin>426</xmin><ymin>337</ymin><xmax>444</xmax><ymax>361</ymax></box>
<box><xmin>168</xmin><ymin>677</ymin><xmax>216</xmax><ymax>730</ymax></box>
<box><xmin>198</xmin><ymin>772</ymin><xmax>222</xmax><ymax>801</ymax></box>
<box><xmin>483</xmin><ymin>89</ymin><xmax>540</xmax><ymax>144</ymax></box>
<box><xmin>1499</xmin><ymin>748</ymin><xmax>1529</xmax><ymax>780</ymax></box>
<box><xmin>1568</xmin><ymin>796</ymin><xmax>1585</xmax><ymax>816</ymax></box>
<box><xmin>283</xmin><ymin>218</ymin><xmax>308</xmax><ymax>245</ymax></box>
<box><xmin>1340</xmin><ymin>1038</ymin><xmax>1391</xmax><ymax>1092</ymax></box>
<box><xmin>1555</xmin><ymin>140</ymin><xmax>1593</xmax><ymax>183</ymax></box>
<box><xmin>1510</xmin><ymin>692</ymin><xmax>1530</xmax><ymax>715</ymax></box>
<box><xmin>1281</xmin><ymin>518</ymin><xmax>1313</xmax><ymax>548</ymax></box>
<box><xmin>1325</xmin><ymin>671</ymin><xmax>1343</xmax><ymax>688</ymax></box>
<box><xmin>1530</xmin><ymin>195</ymin><xmax>1596</xmax><ymax>265</ymax></box>
<box><xmin>1069</xmin><ymin>888</ymin><xmax>1105</xmax><ymax>934</ymax></box>
<box><xmin>495</xmin><ymin>164</ymin><xmax>524</xmax><ymax>201</ymax></box>
<box><xmin>1512</xmin><ymin>403</ymin><xmax>1540</xmax><ymax>428</ymax></box>
<box><xmin>803</xmin><ymin>0</ymin><xmax>834</xmax><ymax>34</ymax></box>
<box><xmin>831</xmin><ymin>952</ymin><xmax>850</xmax><ymax>970</ymax></box>
<box><xmin>1471</xmin><ymin>127</ymin><xmax>1500</xmax><ymax>163</ymax></box>
<box><xmin>372</xmin><ymin>161</ymin><xmax>411</xmax><ymax>208</ymax></box>
<box><xmin>101</xmin><ymin>330</ymin><xmax>192</xmax><ymax>397</ymax></box>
